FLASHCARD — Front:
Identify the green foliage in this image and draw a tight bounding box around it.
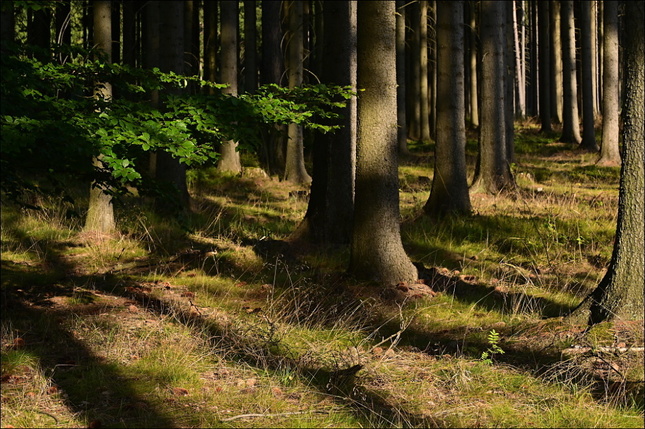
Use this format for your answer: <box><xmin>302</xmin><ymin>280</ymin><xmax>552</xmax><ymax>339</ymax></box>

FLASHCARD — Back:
<box><xmin>481</xmin><ymin>329</ymin><xmax>505</xmax><ymax>364</ymax></box>
<box><xmin>1</xmin><ymin>42</ymin><xmax>353</xmax><ymax>206</ymax></box>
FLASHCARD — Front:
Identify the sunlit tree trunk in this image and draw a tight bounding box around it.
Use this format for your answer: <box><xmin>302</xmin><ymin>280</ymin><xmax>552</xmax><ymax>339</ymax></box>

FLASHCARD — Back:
<box><xmin>505</xmin><ymin>0</ymin><xmax>515</xmax><ymax>163</ymax></box>
<box><xmin>471</xmin><ymin>1</ymin><xmax>515</xmax><ymax>194</ymax></box>
<box><xmin>550</xmin><ymin>0</ymin><xmax>563</xmax><ymax>124</ymax></box>
<box><xmin>424</xmin><ymin>0</ymin><xmax>471</xmax><ymax>217</ymax></box>
<box><xmin>85</xmin><ymin>0</ymin><xmax>116</xmax><ymax>235</ymax></box>
<box><xmin>218</xmin><ymin>0</ymin><xmax>243</xmax><ymax>174</ymax></box>
<box><xmin>419</xmin><ymin>0</ymin><xmax>430</xmax><ymax>142</ymax></box>
<box><xmin>597</xmin><ymin>0</ymin><xmax>620</xmax><ymax>166</ymax></box>
<box><xmin>513</xmin><ymin>0</ymin><xmax>526</xmax><ymax>118</ymax></box>
<box><xmin>538</xmin><ymin>0</ymin><xmax>552</xmax><ymax>133</ymax></box>
<box><xmin>396</xmin><ymin>0</ymin><xmax>409</xmax><ymax>155</ymax></box>
<box><xmin>580</xmin><ymin>0</ymin><xmax>599</xmax><ymax>151</ymax></box>
<box><xmin>575</xmin><ymin>0</ymin><xmax>644</xmax><ymax>325</ymax></box>
<box><xmin>284</xmin><ymin>0</ymin><xmax>311</xmax><ymax>184</ymax></box>
<box><xmin>560</xmin><ymin>0</ymin><xmax>581</xmax><ymax>144</ymax></box>
<box><xmin>351</xmin><ymin>1</ymin><xmax>417</xmax><ymax>286</ymax></box>
<box><xmin>467</xmin><ymin>0</ymin><xmax>479</xmax><ymax>128</ymax></box>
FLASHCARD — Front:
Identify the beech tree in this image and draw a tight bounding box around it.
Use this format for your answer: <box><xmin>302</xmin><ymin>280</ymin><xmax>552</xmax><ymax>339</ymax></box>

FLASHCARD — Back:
<box><xmin>350</xmin><ymin>1</ymin><xmax>417</xmax><ymax>285</ymax></box>
<box><xmin>84</xmin><ymin>0</ymin><xmax>115</xmax><ymax>235</ymax></box>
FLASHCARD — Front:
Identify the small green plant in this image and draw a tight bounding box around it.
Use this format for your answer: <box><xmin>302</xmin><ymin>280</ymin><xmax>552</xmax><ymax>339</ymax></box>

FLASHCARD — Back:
<box><xmin>481</xmin><ymin>329</ymin><xmax>505</xmax><ymax>365</ymax></box>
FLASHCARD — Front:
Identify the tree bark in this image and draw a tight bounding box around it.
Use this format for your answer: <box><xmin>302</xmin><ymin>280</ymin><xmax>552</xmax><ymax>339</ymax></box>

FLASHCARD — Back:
<box><xmin>467</xmin><ymin>0</ymin><xmax>479</xmax><ymax>128</ymax></box>
<box><xmin>407</xmin><ymin>0</ymin><xmax>421</xmax><ymax>141</ymax></box>
<box><xmin>560</xmin><ymin>0</ymin><xmax>582</xmax><ymax>144</ymax></box>
<box><xmin>580</xmin><ymin>0</ymin><xmax>599</xmax><ymax>151</ymax></box>
<box><xmin>550</xmin><ymin>0</ymin><xmax>563</xmax><ymax>124</ymax></box>
<box><xmin>218</xmin><ymin>0</ymin><xmax>243</xmax><ymax>174</ymax></box>
<box><xmin>597</xmin><ymin>0</ymin><xmax>620</xmax><ymax>166</ymax></box>
<box><xmin>350</xmin><ymin>1</ymin><xmax>418</xmax><ymax>286</ymax></box>
<box><xmin>576</xmin><ymin>0</ymin><xmax>644</xmax><ymax>325</ymax></box>
<box><xmin>424</xmin><ymin>1</ymin><xmax>471</xmax><ymax>217</ymax></box>
<box><xmin>284</xmin><ymin>1</ymin><xmax>311</xmax><ymax>184</ymax></box>
<box><xmin>244</xmin><ymin>1</ymin><xmax>258</xmax><ymax>94</ymax></box>
<box><xmin>538</xmin><ymin>0</ymin><xmax>552</xmax><ymax>132</ymax></box>
<box><xmin>471</xmin><ymin>1</ymin><xmax>515</xmax><ymax>194</ymax></box>
<box><xmin>85</xmin><ymin>0</ymin><xmax>115</xmax><ymax>235</ymax></box>
<box><xmin>396</xmin><ymin>0</ymin><xmax>409</xmax><ymax>155</ymax></box>
<box><xmin>293</xmin><ymin>0</ymin><xmax>356</xmax><ymax>246</ymax></box>
<box><xmin>419</xmin><ymin>1</ymin><xmax>431</xmax><ymax>142</ymax></box>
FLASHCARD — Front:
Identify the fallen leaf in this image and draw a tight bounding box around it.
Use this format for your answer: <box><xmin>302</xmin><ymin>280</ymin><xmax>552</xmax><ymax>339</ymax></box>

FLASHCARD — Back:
<box><xmin>13</xmin><ymin>338</ymin><xmax>25</xmax><ymax>348</ymax></box>
<box><xmin>171</xmin><ymin>387</ymin><xmax>189</xmax><ymax>396</ymax></box>
<box><xmin>47</xmin><ymin>385</ymin><xmax>59</xmax><ymax>395</ymax></box>
<box><xmin>128</xmin><ymin>304</ymin><xmax>139</xmax><ymax>313</ymax></box>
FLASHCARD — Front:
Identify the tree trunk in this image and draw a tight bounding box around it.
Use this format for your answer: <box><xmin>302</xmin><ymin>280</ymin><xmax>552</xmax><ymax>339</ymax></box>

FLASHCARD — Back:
<box><xmin>284</xmin><ymin>0</ymin><xmax>311</xmax><ymax>184</ymax></box>
<box><xmin>468</xmin><ymin>0</ymin><xmax>479</xmax><ymax>128</ymax></box>
<box><xmin>505</xmin><ymin>0</ymin><xmax>515</xmax><ymax>163</ymax></box>
<box><xmin>424</xmin><ymin>0</ymin><xmax>471</xmax><ymax>217</ymax></box>
<box><xmin>538</xmin><ymin>0</ymin><xmax>552</xmax><ymax>132</ymax></box>
<box><xmin>580</xmin><ymin>0</ymin><xmax>599</xmax><ymax>151</ymax></box>
<box><xmin>218</xmin><ymin>0</ymin><xmax>243</xmax><ymax>174</ymax></box>
<box><xmin>560</xmin><ymin>0</ymin><xmax>582</xmax><ymax>144</ymax></box>
<box><xmin>471</xmin><ymin>1</ymin><xmax>515</xmax><ymax>194</ymax></box>
<box><xmin>597</xmin><ymin>0</ymin><xmax>620</xmax><ymax>166</ymax></box>
<box><xmin>576</xmin><ymin>0</ymin><xmax>644</xmax><ymax>325</ymax></box>
<box><xmin>293</xmin><ymin>0</ymin><xmax>356</xmax><ymax>246</ymax></box>
<box><xmin>203</xmin><ymin>0</ymin><xmax>217</xmax><ymax>93</ymax></box>
<box><xmin>350</xmin><ymin>1</ymin><xmax>418</xmax><ymax>286</ymax></box>
<box><xmin>407</xmin><ymin>0</ymin><xmax>421</xmax><ymax>141</ymax></box>
<box><xmin>85</xmin><ymin>0</ymin><xmax>115</xmax><ymax>235</ymax></box>
<box><xmin>244</xmin><ymin>1</ymin><xmax>258</xmax><ymax>94</ymax></box>
<box><xmin>550</xmin><ymin>0</ymin><xmax>563</xmax><ymax>123</ymax></box>
<box><xmin>396</xmin><ymin>0</ymin><xmax>409</xmax><ymax>155</ymax></box>
<box><xmin>156</xmin><ymin>1</ymin><xmax>190</xmax><ymax>210</ymax></box>
<box><xmin>259</xmin><ymin>0</ymin><xmax>286</xmax><ymax>176</ymax></box>
<box><xmin>419</xmin><ymin>1</ymin><xmax>431</xmax><ymax>142</ymax></box>
<box><xmin>513</xmin><ymin>0</ymin><xmax>525</xmax><ymax>118</ymax></box>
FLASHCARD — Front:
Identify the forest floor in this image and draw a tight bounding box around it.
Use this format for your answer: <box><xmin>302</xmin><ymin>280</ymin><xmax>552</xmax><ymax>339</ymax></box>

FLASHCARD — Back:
<box><xmin>1</xmin><ymin>122</ymin><xmax>644</xmax><ymax>428</ymax></box>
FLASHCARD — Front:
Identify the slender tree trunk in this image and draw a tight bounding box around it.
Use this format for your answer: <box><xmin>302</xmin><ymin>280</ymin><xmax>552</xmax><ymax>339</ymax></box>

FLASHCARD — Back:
<box><xmin>396</xmin><ymin>0</ymin><xmax>409</xmax><ymax>155</ymax></box>
<box><xmin>203</xmin><ymin>0</ymin><xmax>217</xmax><ymax>93</ymax></box>
<box><xmin>575</xmin><ymin>0</ymin><xmax>644</xmax><ymax>325</ymax></box>
<box><xmin>472</xmin><ymin>1</ymin><xmax>515</xmax><ymax>194</ymax></box>
<box><xmin>550</xmin><ymin>0</ymin><xmax>563</xmax><ymax>124</ymax></box>
<box><xmin>505</xmin><ymin>0</ymin><xmax>515</xmax><ymax>163</ymax></box>
<box><xmin>538</xmin><ymin>0</ymin><xmax>552</xmax><ymax>132</ymax></box>
<box><xmin>284</xmin><ymin>0</ymin><xmax>311</xmax><ymax>184</ymax></box>
<box><xmin>580</xmin><ymin>0</ymin><xmax>599</xmax><ymax>151</ymax></box>
<box><xmin>122</xmin><ymin>0</ymin><xmax>136</xmax><ymax>68</ymax></box>
<box><xmin>513</xmin><ymin>0</ymin><xmax>525</xmax><ymax>118</ymax></box>
<box><xmin>597</xmin><ymin>0</ymin><xmax>620</xmax><ymax>166</ymax></box>
<box><xmin>424</xmin><ymin>0</ymin><xmax>471</xmax><ymax>217</ymax></box>
<box><xmin>218</xmin><ymin>0</ymin><xmax>243</xmax><ymax>174</ymax></box>
<box><xmin>351</xmin><ymin>1</ymin><xmax>417</xmax><ymax>286</ymax></box>
<box><xmin>244</xmin><ymin>1</ymin><xmax>258</xmax><ymax>94</ymax></box>
<box><xmin>85</xmin><ymin>0</ymin><xmax>115</xmax><ymax>235</ymax></box>
<box><xmin>407</xmin><ymin>1</ymin><xmax>421</xmax><ymax>141</ymax></box>
<box><xmin>526</xmin><ymin>0</ymin><xmax>538</xmax><ymax>117</ymax></box>
<box><xmin>419</xmin><ymin>1</ymin><xmax>431</xmax><ymax>141</ymax></box>
<box><xmin>468</xmin><ymin>1</ymin><xmax>479</xmax><ymax>128</ymax></box>
<box><xmin>560</xmin><ymin>0</ymin><xmax>582</xmax><ymax>144</ymax></box>
<box><xmin>428</xmin><ymin>0</ymin><xmax>437</xmax><ymax>141</ymax></box>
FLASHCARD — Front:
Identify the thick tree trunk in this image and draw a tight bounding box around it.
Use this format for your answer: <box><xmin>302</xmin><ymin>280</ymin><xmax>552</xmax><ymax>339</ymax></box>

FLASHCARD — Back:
<box><xmin>284</xmin><ymin>1</ymin><xmax>311</xmax><ymax>184</ymax></box>
<box><xmin>576</xmin><ymin>1</ymin><xmax>644</xmax><ymax>325</ymax></box>
<box><xmin>505</xmin><ymin>0</ymin><xmax>515</xmax><ymax>163</ymax></box>
<box><xmin>580</xmin><ymin>1</ymin><xmax>599</xmax><ymax>151</ymax></box>
<box><xmin>560</xmin><ymin>0</ymin><xmax>582</xmax><ymax>144</ymax></box>
<box><xmin>85</xmin><ymin>0</ymin><xmax>115</xmax><ymax>235</ymax></box>
<box><xmin>293</xmin><ymin>0</ymin><xmax>356</xmax><ymax>246</ymax></box>
<box><xmin>218</xmin><ymin>0</ymin><xmax>242</xmax><ymax>174</ymax></box>
<box><xmin>597</xmin><ymin>0</ymin><xmax>620</xmax><ymax>166</ymax></box>
<box><xmin>471</xmin><ymin>1</ymin><xmax>515</xmax><ymax>194</ymax></box>
<box><xmin>351</xmin><ymin>1</ymin><xmax>417</xmax><ymax>286</ymax></box>
<box><xmin>424</xmin><ymin>0</ymin><xmax>471</xmax><ymax>217</ymax></box>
